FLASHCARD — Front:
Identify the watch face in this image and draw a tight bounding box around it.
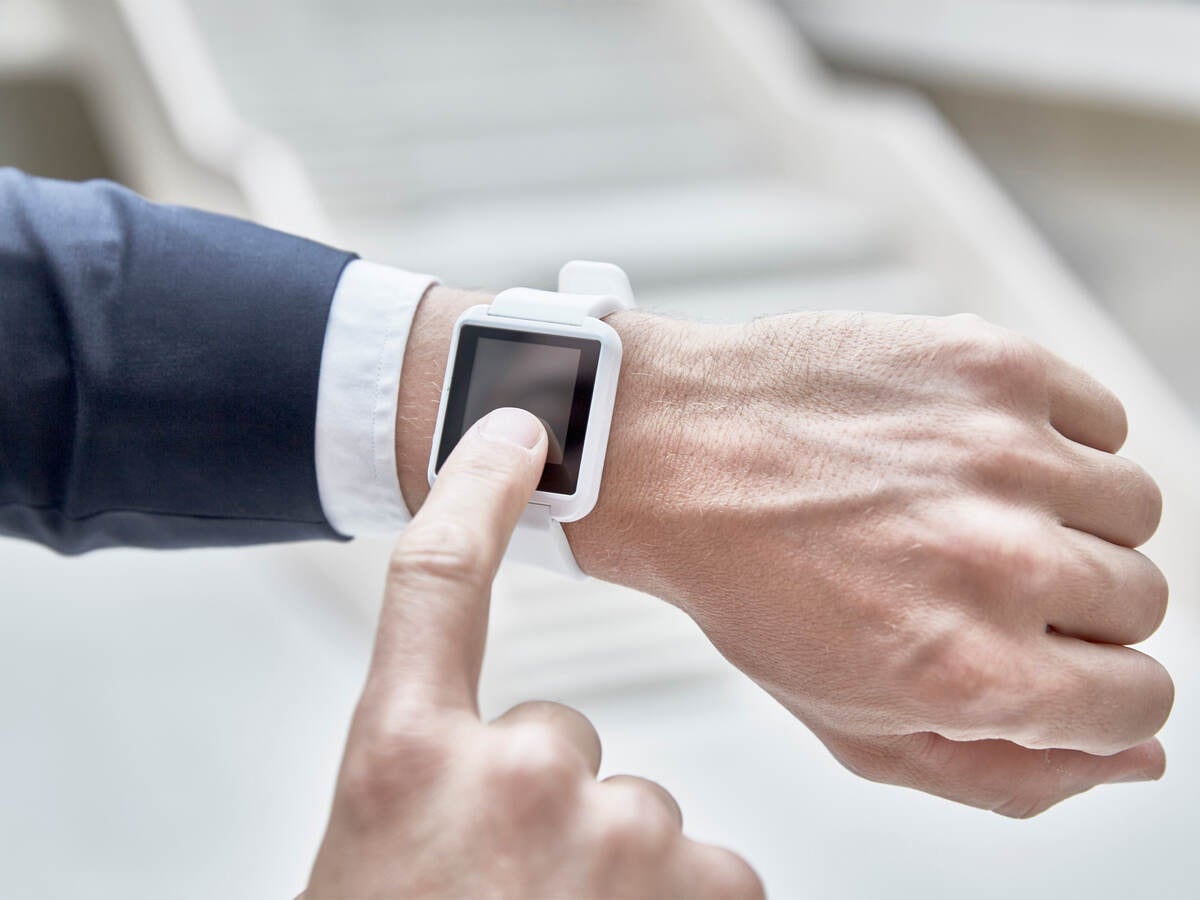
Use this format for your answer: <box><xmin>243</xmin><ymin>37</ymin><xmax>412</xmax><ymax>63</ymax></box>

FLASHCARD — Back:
<box><xmin>436</xmin><ymin>324</ymin><xmax>603</xmax><ymax>495</ymax></box>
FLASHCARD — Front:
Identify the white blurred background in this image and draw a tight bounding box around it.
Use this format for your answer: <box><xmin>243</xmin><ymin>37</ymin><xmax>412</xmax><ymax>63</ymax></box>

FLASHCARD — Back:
<box><xmin>1</xmin><ymin>1</ymin><xmax>1197</xmax><ymax>897</ymax></box>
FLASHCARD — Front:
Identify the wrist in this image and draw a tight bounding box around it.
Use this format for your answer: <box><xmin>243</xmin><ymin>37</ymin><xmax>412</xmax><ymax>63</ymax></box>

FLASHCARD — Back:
<box><xmin>396</xmin><ymin>285</ymin><xmax>490</xmax><ymax>515</ymax></box>
<box><xmin>563</xmin><ymin>312</ymin><xmax>718</xmax><ymax>591</ymax></box>
<box><xmin>396</xmin><ymin>284</ymin><xmax>715</xmax><ymax>595</ymax></box>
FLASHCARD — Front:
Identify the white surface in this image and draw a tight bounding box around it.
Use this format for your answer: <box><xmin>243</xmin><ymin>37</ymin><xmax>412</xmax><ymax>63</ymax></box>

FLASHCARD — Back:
<box><xmin>0</xmin><ymin>541</ymin><xmax>364</xmax><ymax>899</ymax></box>
<box><xmin>788</xmin><ymin>0</ymin><xmax>1200</xmax><ymax>118</ymax></box>
<box><xmin>780</xmin><ymin>4</ymin><xmax>1200</xmax><ymax>417</ymax></box>
<box><xmin>0</xmin><ymin>0</ymin><xmax>69</xmax><ymax>74</ymax></box>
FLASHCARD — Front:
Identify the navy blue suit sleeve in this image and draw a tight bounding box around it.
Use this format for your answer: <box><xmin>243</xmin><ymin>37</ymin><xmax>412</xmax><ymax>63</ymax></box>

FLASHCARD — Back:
<box><xmin>0</xmin><ymin>169</ymin><xmax>355</xmax><ymax>552</ymax></box>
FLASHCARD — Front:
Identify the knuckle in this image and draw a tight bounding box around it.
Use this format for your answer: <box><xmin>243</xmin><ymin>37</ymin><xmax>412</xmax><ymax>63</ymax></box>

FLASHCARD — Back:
<box><xmin>1136</xmin><ymin>560</ymin><xmax>1171</xmax><ymax>641</ymax></box>
<box><xmin>824</xmin><ymin>738</ymin><xmax>897</xmax><ymax>786</ymax></box>
<box><xmin>704</xmin><ymin>850</ymin><xmax>765</xmax><ymax>900</ymax></box>
<box><xmin>1063</xmin><ymin>543</ymin><xmax>1123</xmax><ymax>627</ymax></box>
<box><xmin>993</xmin><ymin>793</ymin><xmax>1056</xmax><ymax>820</ymax></box>
<box><xmin>938</xmin><ymin>515</ymin><xmax>1053</xmax><ymax>587</ymax></box>
<box><xmin>389</xmin><ymin>519</ymin><xmax>489</xmax><ymax>589</ymax></box>
<box><xmin>1105</xmin><ymin>392</ymin><xmax>1131</xmax><ymax>449</ymax></box>
<box><xmin>608</xmin><ymin>784</ymin><xmax>678</xmax><ymax>850</ymax></box>
<box><xmin>928</xmin><ymin>524</ymin><xmax>988</xmax><ymax>576</ymax></box>
<box><xmin>1142</xmin><ymin>659</ymin><xmax>1176</xmax><ymax>737</ymax></box>
<box><xmin>1084</xmin><ymin>549</ymin><xmax>1170</xmax><ymax>644</ymax></box>
<box><xmin>993</xmin><ymin>528</ymin><xmax>1059</xmax><ymax>589</ymax></box>
<box><xmin>1002</xmin><ymin>528</ymin><xmax>1056</xmax><ymax>580</ymax></box>
<box><xmin>487</xmin><ymin>726</ymin><xmax>581</xmax><ymax>808</ymax></box>
<box><xmin>948</xmin><ymin>319</ymin><xmax>1045</xmax><ymax>389</ymax></box>
<box><xmin>987</xmin><ymin>747</ymin><xmax>1081</xmax><ymax>818</ymax></box>
<box><xmin>924</xmin><ymin>637</ymin><xmax>991</xmax><ymax>708</ymax></box>
<box><xmin>1057</xmin><ymin>653</ymin><xmax>1173</xmax><ymax>754</ymax></box>
<box><xmin>972</xmin><ymin>411</ymin><xmax>1032</xmax><ymax>448</ymax></box>
<box><xmin>908</xmin><ymin>630</ymin><xmax>1019</xmax><ymax>734</ymax></box>
<box><xmin>597</xmin><ymin>813</ymin><xmax>642</xmax><ymax>858</ymax></box>
<box><xmin>1124</xmin><ymin>463</ymin><xmax>1164</xmax><ymax>545</ymax></box>
<box><xmin>599</xmin><ymin>802</ymin><xmax>667</xmax><ymax>858</ymax></box>
<box><xmin>1088</xmin><ymin>457</ymin><xmax>1162</xmax><ymax>547</ymax></box>
<box><xmin>959</xmin><ymin>411</ymin><xmax>1021</xmax><ymax>453</ymax></box>
<box><xmin>338</xmin><ymin>716</ymin><xmax>446</xmax><ymax>825</ymax></box>
<box><xmin>503</xmin><ymin>700</ymin><xmax>596</xmax><ymax>739</ymax></box>
<box><xmin>968</xmin><ymin>419</ymin><xmax>1057</xmax><ymax>493</ymax></box>
<box><xmin>337</xmin><ymin>753</ymin><xmax>392</xmax><ymax>826</ymax></box>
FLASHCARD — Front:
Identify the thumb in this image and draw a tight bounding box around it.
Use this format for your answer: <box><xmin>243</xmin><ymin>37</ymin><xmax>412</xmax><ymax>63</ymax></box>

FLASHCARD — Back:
<box><xmin>368</xmin><ymin>407</ymin><xmax>548</xmax><ymax>712</ymax></box>
<box><xmin>826</xmin><ymin>731</ymin><xmax>1165</xmax><ymax>818</ymax></box>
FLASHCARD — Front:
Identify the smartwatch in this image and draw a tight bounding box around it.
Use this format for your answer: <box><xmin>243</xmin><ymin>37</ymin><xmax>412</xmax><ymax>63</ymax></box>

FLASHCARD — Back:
<box><xmin>428</xmin><ymin>261</ymin><xmax>635</xmax><ymax>579</ymax></box>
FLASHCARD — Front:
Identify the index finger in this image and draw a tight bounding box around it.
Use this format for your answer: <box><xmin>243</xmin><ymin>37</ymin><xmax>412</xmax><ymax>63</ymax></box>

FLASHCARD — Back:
<box><xmin>367</xmin><ymin>407</ymin><xmax>548</xmax><ymax>712</ymax></box>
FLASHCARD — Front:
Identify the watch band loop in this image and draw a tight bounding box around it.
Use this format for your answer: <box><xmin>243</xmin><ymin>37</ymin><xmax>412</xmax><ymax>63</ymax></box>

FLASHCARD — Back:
<box><xmin>507</xmin><ymin>503</ymin><xmax>586</xmax><ymax>580</ymax></box>
<box><xmin>489</xmin><ymin>261</ymin><xmax>635</xmax><ymax>328</ymax></box>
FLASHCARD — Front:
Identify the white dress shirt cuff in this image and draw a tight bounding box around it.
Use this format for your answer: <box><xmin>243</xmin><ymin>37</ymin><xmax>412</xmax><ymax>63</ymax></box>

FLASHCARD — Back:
<box><xmin>315</xmin><ymin>260</ymin><xmax>438</xmax><ymax>536</ymax></box>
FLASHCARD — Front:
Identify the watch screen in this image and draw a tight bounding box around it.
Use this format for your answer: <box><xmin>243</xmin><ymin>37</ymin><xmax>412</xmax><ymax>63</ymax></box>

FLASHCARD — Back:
<box><xmin>436</xmin><ymin>324</ymin><xmax>603</xmax><ymax>495</ymax></box>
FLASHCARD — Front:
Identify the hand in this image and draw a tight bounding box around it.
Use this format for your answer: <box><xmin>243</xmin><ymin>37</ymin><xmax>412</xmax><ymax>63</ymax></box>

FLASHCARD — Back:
<box><xmin>569</xmin><ymin>309</ymin><xmax>1172</xmax><ymax>818</ymax></box>
<box><xmin>307</xmin><ymin>407</ymin><xmax>762</xmax><ymax>899</ymax></box>
<box><xmin>394</xmin><ymin>292</ymin><xmax>1172</xmax><ymax>817</ymax></box>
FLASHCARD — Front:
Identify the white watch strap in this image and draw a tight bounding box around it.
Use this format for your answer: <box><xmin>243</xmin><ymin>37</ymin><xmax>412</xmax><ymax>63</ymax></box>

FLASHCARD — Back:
<box><xmin>491</xmin><ymin>261</ymin><xmax>635</xmax><ymax>580</ymax></box>
<box><xmin>507</xmin><ymin>504</ymin><xmax>586</xmax><ymax>580</ymax></box>
<box><xmin>488</xmin><ymin>290</ymin><xmax>623</xmax><ymax>325</ymax></box>
<box><xmin>489</xmin><ymin>261</ymin><xmax>635</xmax><ymax>326</ymax></box>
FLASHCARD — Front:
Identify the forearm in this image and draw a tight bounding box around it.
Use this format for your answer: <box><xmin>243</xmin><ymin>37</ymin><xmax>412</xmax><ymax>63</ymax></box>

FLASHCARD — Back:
<box><xmin>0</xmin><ymin>170</ymin><xmax>351</xmax><ymax>552</ymax></box>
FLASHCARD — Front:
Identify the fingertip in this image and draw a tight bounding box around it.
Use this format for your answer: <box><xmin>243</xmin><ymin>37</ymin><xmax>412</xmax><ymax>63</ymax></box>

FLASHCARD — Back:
<box><xmin>476</xmin><ymin>407</ymin><xmax>547</xmax><ymax>452</ymax></box>
<box><xmin>1104</xmin><ymin>392</ymin><xmax>1130</xmax><ymax>454</ymax></box>
<box><xmin>1152</xmin><ymin>742</ymin><xmax>1167</xmax><ymax>781</ymax></box>
<box><xmin>431</xmin><ymin>407</ymin><xmax>548</xmax><ymax>506</ymax></box>
<box><xmin>435</xmin><ymin>407</ymin><xmax>548</xmax><ymax>491</ymax></box>
<box><xmin>1143</xmin><ymin>657</ymin><xmax>1176</xmax><ymax>740</ymax></box>
<box><xmin>1133</xmin><ymin>738</ymin><xmax>1166</xmax><ymax>781</ymax></box>
<box><xmin>1095</xmin><ymin>739</ymin><xmax>1165</xmax><ymax>786</ymax></box>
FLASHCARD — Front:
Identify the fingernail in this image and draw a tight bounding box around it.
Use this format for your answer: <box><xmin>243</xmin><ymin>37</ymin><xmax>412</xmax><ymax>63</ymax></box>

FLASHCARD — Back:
<box><xmin>478</xmin><ymin>407</ymin><xmax>544</xmax><ymax>449</ymax></box>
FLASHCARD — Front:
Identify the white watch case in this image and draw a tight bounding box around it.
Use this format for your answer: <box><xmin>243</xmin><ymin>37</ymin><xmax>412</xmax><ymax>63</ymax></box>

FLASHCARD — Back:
<box><xmin>427</xmin><ymin>261</ymin><xmax>633</xmax><ymax>544</ymax></box>
<box><xmin>427</xmin><ymin>304</ymin><xmax>623</xmax><ymax>522</ymax></box>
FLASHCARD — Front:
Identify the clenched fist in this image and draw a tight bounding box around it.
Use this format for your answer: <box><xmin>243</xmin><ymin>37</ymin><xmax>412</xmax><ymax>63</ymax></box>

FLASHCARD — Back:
<box><xmin>307</xmin><ymin>407</ymin><xmax>762</xmax><ymax>899</ymax></box>
<box><xmin>569</xmin><ymin>309</ymin><xmax>1172</xmax><ymax>818</ymax></box>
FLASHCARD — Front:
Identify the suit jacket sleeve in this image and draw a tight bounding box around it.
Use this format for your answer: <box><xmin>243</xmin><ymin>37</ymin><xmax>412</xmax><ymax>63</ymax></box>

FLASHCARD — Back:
<box><xmin>0</xmin><ymin>169</ymin><xmax>355</xmax><ymax>552</ymax></box>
